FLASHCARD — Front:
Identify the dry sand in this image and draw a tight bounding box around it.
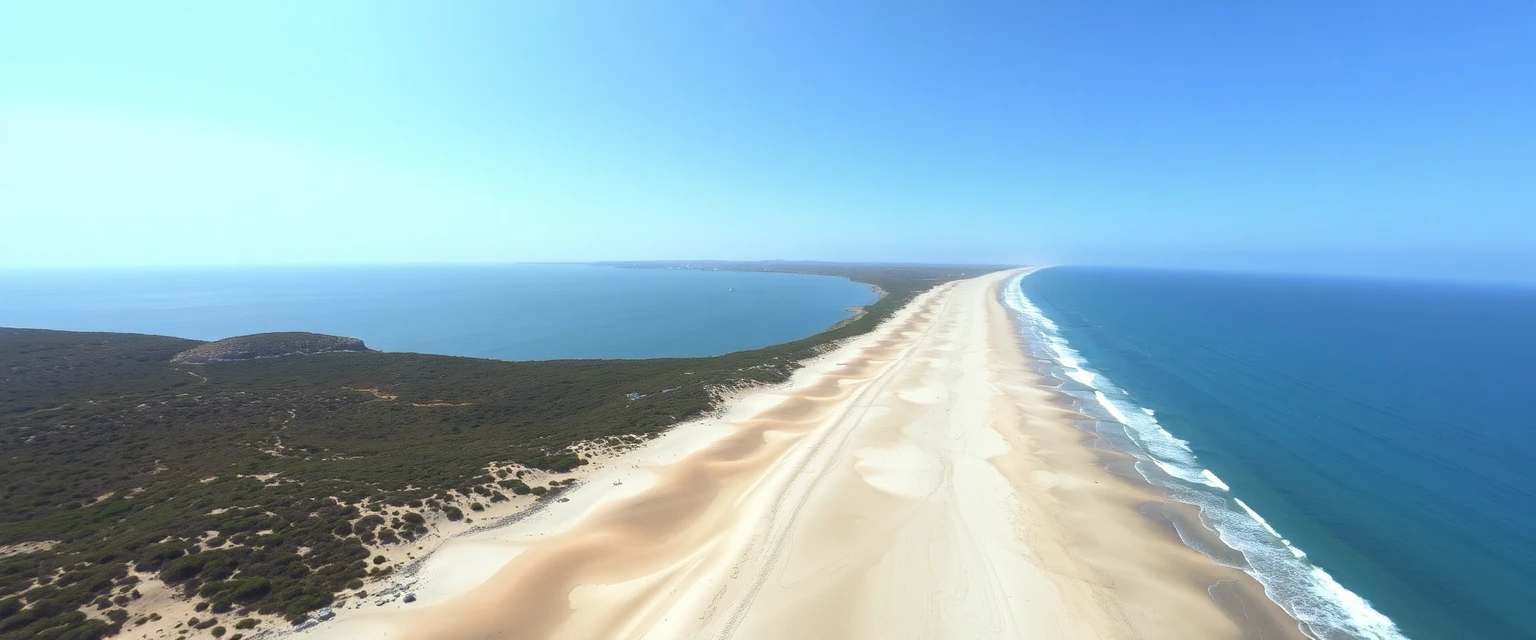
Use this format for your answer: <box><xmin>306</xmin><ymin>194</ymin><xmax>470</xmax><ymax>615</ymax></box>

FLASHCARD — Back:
<box><xmin>294</xmin><ymin>269</ymin><xmax>1303</xmax><ymax>640</ymax></box>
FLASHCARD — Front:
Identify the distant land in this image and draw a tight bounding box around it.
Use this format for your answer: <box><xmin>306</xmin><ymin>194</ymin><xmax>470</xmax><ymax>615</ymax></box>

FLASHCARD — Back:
<box><xmin>171</xmin><ymin>333</ymin><xmax>370</xmax><ymax>364</ymax></box>
<box><xmin>0</xmin><ymin>263</ymin><xmax>913</xmax><ymax>362</ymax></box>
<box><xmin>0</xmin><ymin>262</ymin><xmax>1003</xmax><ymax>640</ymax></box>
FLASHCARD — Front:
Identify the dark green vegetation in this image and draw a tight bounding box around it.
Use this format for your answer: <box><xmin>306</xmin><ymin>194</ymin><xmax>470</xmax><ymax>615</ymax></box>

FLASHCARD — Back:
<box><xmin>172</xmin><ymin>332</ymin><xmax>369</xmax><ymax>364</ymax></box>
<box><xmin>0</xmin><ymin>263</ymin><xmax>1001</xmax><ymax>638</ymax></box>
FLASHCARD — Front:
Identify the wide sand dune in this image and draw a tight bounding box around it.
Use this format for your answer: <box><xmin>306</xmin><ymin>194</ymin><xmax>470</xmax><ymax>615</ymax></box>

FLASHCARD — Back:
<box><xmin>305</xmin><ymin>269</ymin><xmax>1296</xmax><ymax>640</ymax></box>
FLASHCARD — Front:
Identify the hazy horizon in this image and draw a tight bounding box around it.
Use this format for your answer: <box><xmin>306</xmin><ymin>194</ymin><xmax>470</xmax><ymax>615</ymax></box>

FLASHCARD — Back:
<box><xmin>3</xmin><ymin>2</ymin><xmax>1532</xmax><ymax>282</ymax></box>
<box><xmin>5</xmin><ymin>260</ymin><xmax>1533</xmax><ymax>289</ymax></box>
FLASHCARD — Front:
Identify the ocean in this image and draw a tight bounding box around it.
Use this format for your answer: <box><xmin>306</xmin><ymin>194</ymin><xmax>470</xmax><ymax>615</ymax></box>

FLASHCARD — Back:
<box><xmin>1009</xmin><ymin>267</ymin><xmax>1536</xmax><ymax>639</ymax></box>
<box><xmin>0</xmin><ymin>264</ymin><xmax>878</xmax><ymax>360</ymax></box>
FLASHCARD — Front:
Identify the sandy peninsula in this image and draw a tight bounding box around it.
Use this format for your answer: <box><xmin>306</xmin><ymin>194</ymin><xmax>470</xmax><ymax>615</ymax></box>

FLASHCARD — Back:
<box><xmin>291</xmin><ymin>269</ymin><xmax>1302</xmax><ymax>640</ymax></box>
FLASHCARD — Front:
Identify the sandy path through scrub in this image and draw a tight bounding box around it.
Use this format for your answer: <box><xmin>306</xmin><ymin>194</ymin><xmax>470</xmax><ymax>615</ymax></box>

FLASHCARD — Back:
<box><xmin>301</xmin><ymin>269</ymin><xmax>1292</xmax><ymax>640</ymax></box>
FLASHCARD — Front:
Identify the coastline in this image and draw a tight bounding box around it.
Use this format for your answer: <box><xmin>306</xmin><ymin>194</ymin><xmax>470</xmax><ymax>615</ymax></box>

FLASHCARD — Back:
<box><xmin>0</xmin><ymin>265</ymin><xmax>990</xmax><ymax>640</ymax></box>
<box><xmin>283</xmin><ymin>270</ymin><xmax>1303</xmax><ymax>639</ymax></box>
<box><xmin>828</xmin><ymin>284</ymin><xmax>886</xmax><ymax>331</ymax></box>
<box><xmin>1009</xmin><ymin>269</ymin><xmax>1417</xmax><ymax>640</ymax></box>
<box><xmin>987</xmin><ymin>272</ymin><xmax>1306</xmax><ymax>639</ymax></box>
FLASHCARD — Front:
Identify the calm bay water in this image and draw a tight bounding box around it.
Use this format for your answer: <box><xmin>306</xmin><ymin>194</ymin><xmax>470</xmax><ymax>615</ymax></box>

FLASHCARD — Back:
<box><xmin>0</xmin><ymin>264</ymin><xmax>878</xmax><ymax>360</ymax></box>
<box><xmin>1013</xmin><ymin>267</ymin><xmax>1536</xmax><ymax>640</ymax></box>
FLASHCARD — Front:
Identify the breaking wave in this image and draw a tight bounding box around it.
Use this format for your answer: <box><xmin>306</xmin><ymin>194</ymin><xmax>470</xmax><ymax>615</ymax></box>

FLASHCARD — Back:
<box><xmin>1004</xmin><ymin>270</ymin><xmax>1407</xmax><ymax>640</ymax></box>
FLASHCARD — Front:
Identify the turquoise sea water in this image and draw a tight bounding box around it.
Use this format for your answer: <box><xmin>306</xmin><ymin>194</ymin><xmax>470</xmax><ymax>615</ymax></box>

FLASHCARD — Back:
<box><xmin>0</xmin><ymin>264</ymin><xmax>878</xmax><ymax>360</ymax></box>
<box><xmin>1012</xmin><ymin>267</ymin><xmax>1536</xmax><ymax>640</ymax></box>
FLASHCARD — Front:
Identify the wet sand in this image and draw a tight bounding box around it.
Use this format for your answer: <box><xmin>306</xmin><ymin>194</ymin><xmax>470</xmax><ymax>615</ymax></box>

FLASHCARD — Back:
<box><xmin>301</xmin><ymin>269</ymin><xmax>1303</xmax><ymax>640</ymax></box>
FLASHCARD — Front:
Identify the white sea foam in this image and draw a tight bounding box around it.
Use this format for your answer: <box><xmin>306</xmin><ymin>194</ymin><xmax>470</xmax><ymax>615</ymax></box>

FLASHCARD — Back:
<box><xmin>1008</xmin><ymin>286</ymin><xmax>1226</xmax><ymax>492</ymax></box>
<box><xmin>1234</xmin><ymin>498</ymin><xmax>1309</xmax><ymax>560</ymax></box>
<box><xmin>1065</xmin><ymin>370</ymin><xmax>1097</xmax><ymax>387</ymax></box>
<box><xmin>1236</xmin><ymin>498</ymin><xmax>1292</xmax><ymax>546</ymax></box>
<box><xmin>1004</xmin><ymin>271</ymin><xmax>1407</xmax><ymax>640</ymax></box>
<box><xmin>1201</xmin><ymin>470</ymin><xmax>1231</xmax><ymax>491</ymax></box>
<box><xmin>1094</xmin><ymin>390</ymin><xmax>1133</xmax><ymax>423</ymax></box>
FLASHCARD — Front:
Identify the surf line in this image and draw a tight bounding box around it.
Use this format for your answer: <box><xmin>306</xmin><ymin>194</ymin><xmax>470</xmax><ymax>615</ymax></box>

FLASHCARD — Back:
<box><xmin>1003</xmin><ymin>271</ymin><xmax>1407</xmax><ymax>640</ymax></box>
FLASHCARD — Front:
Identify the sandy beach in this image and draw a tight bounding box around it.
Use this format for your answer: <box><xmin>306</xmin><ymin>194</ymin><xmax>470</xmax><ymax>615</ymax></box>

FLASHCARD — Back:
<box><xmin>294</xmin><ymin>269</ymin><xmax>1302</xmax><ymax>640</ymax></box>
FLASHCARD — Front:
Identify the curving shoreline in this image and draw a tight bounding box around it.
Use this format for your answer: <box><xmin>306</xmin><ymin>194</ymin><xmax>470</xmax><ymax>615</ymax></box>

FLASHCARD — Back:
<box><xmin>291</xmin><ymin>270</ymin><xmax>1305</xmax><ymax>639</ymax></box>
<box><xmin>1007</xmin><ymin>269</ymin><xmax>1418</xmax><ymax>640</ymax></box>
<box><xmin>993</xmin><ymin>271</ymin><xmax>1308</xmax><ymax>639</ymax></box>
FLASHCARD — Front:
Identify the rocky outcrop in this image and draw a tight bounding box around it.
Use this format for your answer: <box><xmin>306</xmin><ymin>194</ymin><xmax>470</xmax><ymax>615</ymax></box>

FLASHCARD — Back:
<box><xmin>172</xmin><ymin>332</ymin><xmax>370</xmax><ymax>364</ymax></box>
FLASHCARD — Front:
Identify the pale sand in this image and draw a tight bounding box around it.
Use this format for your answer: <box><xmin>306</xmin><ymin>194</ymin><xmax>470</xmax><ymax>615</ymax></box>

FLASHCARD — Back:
<box><xmin>295</xmin><ymin>269</ymin><xmax>1302</xmax><ymax>640</ymax></box>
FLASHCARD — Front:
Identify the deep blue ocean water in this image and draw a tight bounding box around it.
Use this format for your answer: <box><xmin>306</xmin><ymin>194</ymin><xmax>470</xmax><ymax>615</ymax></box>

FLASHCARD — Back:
<box><xmin>0</xmin><ymin>264</ymin><xmax>878</xmax><ymax>360</ymax></box>
<box><xmin>1013</xmin><ymin>267</ymin><xmax>1535</xmax><ymax>640</ymax></box>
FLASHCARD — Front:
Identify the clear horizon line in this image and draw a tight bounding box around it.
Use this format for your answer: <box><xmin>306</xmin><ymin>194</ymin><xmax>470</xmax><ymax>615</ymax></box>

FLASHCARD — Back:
<box><xmin>2</xmin><ymin>261</ymin><xmax>1531</xmax><ymax>287</ymax></box>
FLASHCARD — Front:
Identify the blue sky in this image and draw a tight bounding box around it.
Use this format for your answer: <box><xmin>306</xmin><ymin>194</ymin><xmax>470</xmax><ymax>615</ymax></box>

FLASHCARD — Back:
<box><xmin>2</xmin><ymin>1</ymin><xmax>1533</xmax><ymax>280</ymax></box>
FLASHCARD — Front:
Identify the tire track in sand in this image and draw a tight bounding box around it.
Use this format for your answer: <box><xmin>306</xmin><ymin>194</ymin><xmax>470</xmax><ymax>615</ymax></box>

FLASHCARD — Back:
<box><xmin>712</xmin><ymin>286</ymin><xmax>959</xmax><ymax>639</ymax></box>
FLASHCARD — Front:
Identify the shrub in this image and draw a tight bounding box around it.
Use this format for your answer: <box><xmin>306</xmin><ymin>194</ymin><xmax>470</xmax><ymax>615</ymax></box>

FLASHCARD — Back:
<box><xmin>443</xmin><ymin>506</ymin><xmax>463</xmax><ymax>521</ymax></box>
<box><xmin>532</xmin><ymin>452</ymin><xmax>586</xmax><ymax>472</ymax></box>
<box><xmin>26</xmin><ymin>596</ymin><xmax>75</xmax><ymax>618</ymax></box>
<box><xmin>372</xmin><ymin>556</ymin><xmax>387</xmax><ymax>566</ymax></box>
<box><xmin>229</xmin><ymin>578</ymin><xmax>271</xmax><ymax>603</ymax></box>
<box><xmin>212</xmin><ymin>626</ymin><xmax>227</xmax><ymax>637</ymax></box>
<box><xmin>163</xmin><ymin>555</ymin><xmax>208</xmax><ymax>582</ymax></box>
<box><xmin>235</xmin><ymin>617</ymin><xmax>258</xmax><ymax>629</ymax></box>
<box><xmin>468</xmin><ymin>502</ymin><xmax>484</xmax><ymax>512</ymax></box>
<box><xmin>352</xmin><ymin>515</ymin><xmax>384</xmax><ymax>535</ymax></box>
<box><xmin>134</xmin><ymin>543</ymin><xmax>186</xmax><ymax>571</ymax></box>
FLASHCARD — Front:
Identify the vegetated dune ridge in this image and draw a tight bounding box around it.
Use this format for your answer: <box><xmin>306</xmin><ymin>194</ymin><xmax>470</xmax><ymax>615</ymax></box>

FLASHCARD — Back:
<box><xmin>171</xmin><ymin>332</ymin><xmax>369</xmax><ymax>364</ymax></box>
<box><xmin>299</xmin><ymin>269</ymin><xmax>1303</xmax><ymax>640</ymax></box>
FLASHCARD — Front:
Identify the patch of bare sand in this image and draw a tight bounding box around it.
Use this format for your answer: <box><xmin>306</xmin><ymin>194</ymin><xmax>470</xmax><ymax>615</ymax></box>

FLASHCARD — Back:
<box><xmin>295</xmin><ymin>270</ymin><xmax>1303</xmax><ymax>640</ymax></box>
<box><xmin>105</xmin><ymin>569</ymin><xmax>286</xmax><ymax>640</ymax></box>
<box><xmin>0</xmin><ymin>540</ymin><xmax>58</xmax><ymax>558</ymax></box>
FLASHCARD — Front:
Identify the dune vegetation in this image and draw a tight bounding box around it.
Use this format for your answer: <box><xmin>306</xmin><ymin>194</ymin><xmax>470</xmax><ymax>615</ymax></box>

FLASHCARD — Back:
<box><xmin>0</xmin><ymin>263</ymin><xmax>997</xmax><ymax>639</ymax></box>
